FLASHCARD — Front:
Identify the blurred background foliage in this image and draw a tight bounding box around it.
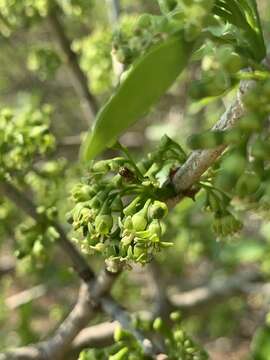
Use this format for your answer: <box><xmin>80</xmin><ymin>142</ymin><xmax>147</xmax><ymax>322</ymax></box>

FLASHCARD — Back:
<box><xmin>1</xmin><ymin>1</ymin><xmax>270</xmax><ymax>359</ymax></box>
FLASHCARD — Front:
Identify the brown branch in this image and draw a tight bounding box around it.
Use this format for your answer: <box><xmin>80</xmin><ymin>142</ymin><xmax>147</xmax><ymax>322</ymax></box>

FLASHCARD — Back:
<box><xmin>0</xmin><ymin>284</ymin><xmax>91</xmax><ymax>360</ymax></box>
<box><xmin>169</xmin><ymin>270</ymin><xmax>263</xmax><ymax>314</ymax></box>
<box><xmin>101</xmin><ymin>296</ymin><xmax>157</xmax><ymax>356</ymax></box>
<box><xmin>6</xmin><ymin>284</ymin><xmax>47</xmax><ymax>310</ymax></box>
<box><xmin>70</xmin><ymin>321</ymin><xmax>116</xmax><ymax>357</ymax></box>
<box><xmin>0</xmin><ymin>180</ymin><xmax>95</xmax><ymax>284</ymax></box>
<box><xmin>172</xmin><ymin>79</ymin><xmax>254</xmax><ymax>192</ymax></box>
<box><xmin>47</xmin><ymin>5</ymin><xmax>99</xmax><ymax>124</ymax></box>
<box><xmin>0</xmin><ymin>256</ymin><xmax>15</xmax><ymax>278</ymax></box>
<box><xmin>0</xmin><ymin>180</ymin><xmax>158</xmax><ymax>359</ymax></box>
<box><xmin>148</xmin><ymin>260</ymin><xmax>170</xmax><ymax>320</ymax></box>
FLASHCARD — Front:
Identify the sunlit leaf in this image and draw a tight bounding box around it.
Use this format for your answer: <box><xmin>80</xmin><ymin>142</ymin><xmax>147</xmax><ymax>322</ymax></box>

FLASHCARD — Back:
<box><xmin>81</xmin><ymin>32</ymin><xmax>194</xmax><ymax>161</ymax></box>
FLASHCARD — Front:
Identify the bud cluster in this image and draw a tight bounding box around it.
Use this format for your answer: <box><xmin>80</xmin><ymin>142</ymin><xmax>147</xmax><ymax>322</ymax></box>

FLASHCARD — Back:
<box><xmin>202</xmin><ymin>184</ymin><xmax>243</xmax><ymax>237</ymax></box>
<box><xmin>0</xmin><ymin>0</ymin><xmax>48</xmax><ymax>36</ymax></box>
<box><xmin>189</xmin><ymin>42</ymin><xmax>245</xmax><ymax>100</ymax></box>
<box><xmin>188</xmin><ymin>75</ymin><xmax>270</xmax><ymax>217</ymax></box>
<box><xmin>153</xmin><ymin>312</ymin><xmax>208</xmax><ymax>359</ymax></box>
<box><xmin>112</xmin><ymin>14</ymin><xmax>170</xmax><ymax>67</ymax></box>
<box><xmin>0</xmin><ymin>105</ymin><xmax>55</xmax><ymax>178</ymax></box>
<box><xmin>158</xmin><ymin>0</ymin><xmax>214</xmax><ymax>41</ymax></box>
<box><xmin>72</xmin><ymin>28</ymin><xmax>114</xmax><ymax>94</ymax></box>
<box><xmin>15</xmin><ymin>210</ymin><xmax>59</xmax><ymax>262</ymax></box>
<box><xmin>27</xmin><ymin>46</ymin><xmax>61</xmax><ymax>81</ymax></box>
<box><xmin>68</xmin><ymin>136</ymin><xmax>186</xmax><ymax>267</ymax></box>
<box><xmin>79</xmin><ymin>311</ymin><xmax>208</xmax><ymax>360</ymax></box>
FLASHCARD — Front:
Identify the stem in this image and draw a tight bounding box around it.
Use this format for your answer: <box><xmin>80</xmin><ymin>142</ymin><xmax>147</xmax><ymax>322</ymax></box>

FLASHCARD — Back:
<box><xmin>47</xmin><ymin>3</ymin><xmax>99</xmax><ymax>124</ymax></box>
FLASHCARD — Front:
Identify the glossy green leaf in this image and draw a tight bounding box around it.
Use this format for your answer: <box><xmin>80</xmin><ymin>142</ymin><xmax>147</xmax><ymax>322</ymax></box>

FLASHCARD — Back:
<box><xmin>81</xmin><ymin>32</ymin><xmax>194</xmax><ymax>161</ymax></box>
<box><xmin>213</xmin><ymin>0</ymin><xmax>266</xmax><ymax>61</ymax></box>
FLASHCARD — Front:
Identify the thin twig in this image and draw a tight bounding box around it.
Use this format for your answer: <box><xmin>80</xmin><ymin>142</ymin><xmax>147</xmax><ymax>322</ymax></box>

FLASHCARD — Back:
<box><xmin>169</xmin><ymin>270</ymin><xmax>263</xmax><ymax>313</ymax></box>
<box><xmin>6</xmin><ymin>284</ymin><xmax>47</xmax><ymax>310</ymax></box>
<box><xmin>0</xmin><ymin>180</ymin><xmax>95</xmax><ymax>284</ymax></box>
<box><xmin>101</xmin><ymin>296</ymin><xmax>157</xmax><ymax>356</ymax></box>
<box><xmin>47</xmin><ymin>5</ymin><xmax>99</xmax><ymax>124</ymax></box>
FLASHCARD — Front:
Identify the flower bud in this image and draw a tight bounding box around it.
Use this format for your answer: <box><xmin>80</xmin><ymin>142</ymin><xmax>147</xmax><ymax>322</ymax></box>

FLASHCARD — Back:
<box><xmin>184</xmin><ymin>339</ymin><xmax>191</xmax><ymax>348</ymax></box>
<box><xmin>148</xmin><ymin>201</ymin><xmax>168</xmax><ymax>220</ymax></box>
<box><xmin>170</xmin><ymin>311</ymin><xmax>182</xmax><ymax>322</ymax></box>
<box><xmin>185</xmin><ymin>347</ymin><xmax>195</xmax><ymax>354</ymax></box>
<box><xmin>160</xmin><ymin>241</ymin><xmax>174</xmax><ymax>248</ymax></box>
<box><xmin>174</xmin><ymin>329</ymin><xmax>185</xmax><ymax>342</ymax></box>
<box><xmin>109</xmin><ymin>347</ymin><xmax>129</xmax><ymax>360</ymax></box>
<box><xmin>122</xmin><ymin>216</ymin><xmax>133</xmax><ymax>230</ymax></box>
<box><xmin>90</xmin><ymin>243</ymin><xmax>106</xmax><ymax>252</ymax></box>
<box><xmin>79</xmin><ymin>207</ymin><xmax>93</xmax><ymax>224</ymax></box>
<box><xmin>148</xmin><ymin>220</ymin><xmax>162</xmax><ymax>239</ymax></box>
<box><xmin>153</xmin><ymin>317</ymin><xmax>163</xmax><ymax>332</ymax></box>
<box><xmin>72</xmin><ymin>184</ymin><xmax>94</xmax><ymax>202</ymax></box>
<box><xmin>219</xmin><ymin>50</ymin><xmax>243</xmax><ymax>74</ymax></box>
<box><xmin>92</xmin><ymin>160</ymin><xmax>111</xmax><ymax>173</ymax></box>
<box><xmin>121</xmin><ymin>233</ymin><xmax>134</xmax><ymax>246</ymax></box>
<box><xmin>132</xmin><ymin>213</ymin><xmax>148</xmax><ymax>232</ymax></box>
<box><xmin>114</xmin><ymin>325</ymin><xmax>130</xmax><ymax>342</ymax></box>
<box><xmin>131</xmin><ymin>200</ymin><xmax>151</xmax><ymax>231</ymax></box>
<box><xmin>95</xmin><ymin>214</ymin><xmax>113</xmax><ymax>235</ymax></box>
<box><xmin>133</xmin><ymin>244</ymin><xmax>146</xmax><ymax>259</ymax></box>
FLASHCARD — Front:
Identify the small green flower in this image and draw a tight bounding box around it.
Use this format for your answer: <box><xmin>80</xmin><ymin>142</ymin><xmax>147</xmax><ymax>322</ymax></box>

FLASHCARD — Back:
<box><xmin>95</xmin><ymin>214</ymin><xmax>113</xmax><ymax>235</ymax></box>
<box><xmin>148</xmin><ymin>200</ymin><xmax>168</xmax><ymax>220</ymax></box>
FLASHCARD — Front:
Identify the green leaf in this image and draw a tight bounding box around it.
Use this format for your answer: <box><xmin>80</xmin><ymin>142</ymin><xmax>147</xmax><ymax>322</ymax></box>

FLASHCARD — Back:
<box><xmin>81</xmin><ymin>32</ymin><xmax>194</xmax><ymax>161</ymax></box>
<box><xmin>251</xmin><ymin>325</ymin><xmax>270</xmax><ymax>360</ymax></box>
<box><xmin>213</xmin><ymin>0</ymin><xmax>266</xmax><ymax>61</ymax></box>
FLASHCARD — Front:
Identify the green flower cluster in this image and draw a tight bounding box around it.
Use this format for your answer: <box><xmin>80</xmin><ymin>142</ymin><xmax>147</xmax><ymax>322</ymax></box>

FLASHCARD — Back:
<box><xmin>152</xmin><ymin>312</ymin><xmax>208</xmax><ymax>359</ymax></box>
<box><xmin>189</xmin><ymin>41</ymin><xmax>245</xmax><ymax>100</ymax></box>
<box><xmin>72</xmin><ymin>28</ymin><xmax>114</xmax><ymax>94</ymax></box>
<box><xmin>57</xmin><ymin>0</ymin><xmax>94</xmax><ymax>18</ymax></box>
<box><xmin>188</xmin><ymin>77</ymin><xmax>270</xmax><ymax>230</ymax></box>
<box><xmin>0</xmin><ymin>0</ymin><xmax>48</xmax><ymax>36</ymax></box>
<box><xmin>112</xmin><ymin>14</ymin><xmax>170</xmax><ymax>67</ymax></box>
<box><xmin>79</xmin><ymin>312</ymin><xmax>208</xmax><ymax>360</ymax></box>
<box><xmin>202</xmin><ymin>184</ymin><xmax>243</xmax><ymax>237</ymax></box>
<box><xmin>68</xmin><ymin>136</ymin><xmax>186</xmax><ymax>268</ymax></box>
<box><xmin>112</xmin><ymin>0</ymin><xmax>213</xmax><ymax>69</ymax></box>
<box><xmin>15</xmin><ymin>214</ymin><xmax>59</xmax><ymax>262</ymax></box>
<box><xmin>27</xmin><ymin>46</ymin><xmax>61</xmax><ymax>80</ymax></box>
<box><xmin>158</xmin><ymin>0</ymin><xmax>214</xmax><ymax>41</ymax></box>
<box><xmin>0</xmin><ymin>0</ymin><xmax>94</xmax><ymax>36</ymax></box>
<box><xmin>0</xmin><ymin>105</ymin><xmax>55</xmax><ymax>177</ymax></box>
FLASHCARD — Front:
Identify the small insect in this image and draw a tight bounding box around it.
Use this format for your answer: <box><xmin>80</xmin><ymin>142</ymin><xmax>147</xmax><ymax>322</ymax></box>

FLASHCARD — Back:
<box><xmin>119</xmin><ymin>167</ymin><xmax>135</xmax><ymax>182</ymax></box>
